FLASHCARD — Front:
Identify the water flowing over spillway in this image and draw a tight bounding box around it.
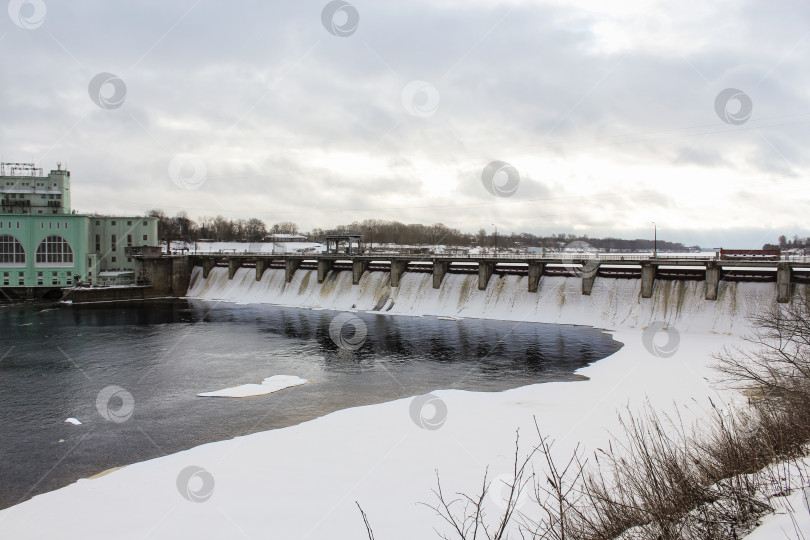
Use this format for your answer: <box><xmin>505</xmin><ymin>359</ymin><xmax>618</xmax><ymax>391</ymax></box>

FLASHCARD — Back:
<box><xmin>186</xmin><ymin>266</ymin><xmax>785</xmax><ymax>333</ymax></box>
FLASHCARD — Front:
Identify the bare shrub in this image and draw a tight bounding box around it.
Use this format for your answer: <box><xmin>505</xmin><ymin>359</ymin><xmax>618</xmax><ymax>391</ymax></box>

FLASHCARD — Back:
<box><xmin>421</xmin><ymin>431</ymin><xmax>538</xmax><ymax>540</ymax></box>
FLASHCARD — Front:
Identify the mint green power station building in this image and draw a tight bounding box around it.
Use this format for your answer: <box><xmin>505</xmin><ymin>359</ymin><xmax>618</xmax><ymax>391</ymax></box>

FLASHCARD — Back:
<box><xmin>0</xmin><ymin>163</ymin><xmax>158</xmax><ymax>299</ymax></box>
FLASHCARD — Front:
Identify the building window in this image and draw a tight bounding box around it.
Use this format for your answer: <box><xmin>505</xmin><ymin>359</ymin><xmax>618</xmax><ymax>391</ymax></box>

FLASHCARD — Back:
<box><xmin>111</xmin><ymin>256</ymin><xmax>117</xmax><ymax>263</ymax></box>
<box><xmin>52</xmin><ymin>273</ymin><xmax>58</xmax><ymax>285</ymax></box>
<box><xmin>127</xmin><ymin>234</ymin><xmax>132</xmax><ymax>247</ymax></box>
<box><xmin>0</xmin><ymin>235</ymin><xmax>26</xmax><ymax>264</ymax></box>
<box><xmin>95</xmin><ymin>220</ymin><xmax>100</xmax><ymax>226</ymax></box>
<box><xmin>56</xmin><ymin>222</ymin><xmax>60</xmax><ymax>229</ymax></box>
<box><xmin>95</xmin><ymin>235</ymin><xmax>100</xmax><ymax>252</ymax></box>
<box><xmin>111</xmin><ymin>221</ymin><xmax>116</xmax><ymax>226</ymax></box>
<box><xmin>15</xmin><ymin>222</ymin><xmax>19</xmax><ymax>229</ymax></box>
<box><xmin>111</xmin><ymin>234</ymin><xmax>117</xmax><ymax>251</ymax></box>
<box><xmin>66</xmin><ymin>274</ymin><xmax>72</xmax><ymax>285</ymax></box>
<box><xmin>35</xmin><ymin>236</ymin><xmax>74</xmax><ymax>264</ymax></box>
<box><xmin>37</xmin><ymin>272</ymin><xmax>43</xmax><ymax>285</ymax></box>
<box><xmin>3</xmin><ymin>273</ymin><xmax>8</xmax><ymax>286</ymax></box>
<box><xmin>48</xmin><ymin>222</ymin><xmax>52</xmax><ymax>229</ymax></box>
<box><xmin>127</xmin><ymin>221</ymin><xmax>132</xmax><ymax>226</ymax></box>
<box><xmin>64</xmin><ymin>222</ymin><xmax>68</xmax><ymax>229</ymax></box>
<box><xmin>143</xmin><ymin>234</ymin><xmax>148</xmax><ymax>241</ymax></box>
<box><xmin>18</xmin><ymin>273</ymin><xmax>24</xmax><ymax>285</ymax></box>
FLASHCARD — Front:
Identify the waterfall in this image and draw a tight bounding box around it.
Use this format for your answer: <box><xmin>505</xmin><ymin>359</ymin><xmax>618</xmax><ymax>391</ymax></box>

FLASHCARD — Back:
<box><xmin>186</xmin><ymin>266</ymin><xmax>784</xmax><ymax>334</ymax></box>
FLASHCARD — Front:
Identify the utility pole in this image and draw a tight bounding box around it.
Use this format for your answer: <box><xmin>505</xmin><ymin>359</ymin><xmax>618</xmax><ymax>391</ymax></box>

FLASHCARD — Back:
<box><xmin>652</xmin><ymin>221</ymin><xmax>657</xmax><ymax>258</ymax></box>
<box><xmin>492</xmin><ymin>223</ymin><xmax>498</xmax><ymax>255</ymax></box>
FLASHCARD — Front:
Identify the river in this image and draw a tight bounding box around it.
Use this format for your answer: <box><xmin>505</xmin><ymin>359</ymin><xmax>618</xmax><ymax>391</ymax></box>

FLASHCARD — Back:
<box><xmin>0</xmin><ymin>299</ymin><xmax>621</xmax><ymax>510</ymax></box>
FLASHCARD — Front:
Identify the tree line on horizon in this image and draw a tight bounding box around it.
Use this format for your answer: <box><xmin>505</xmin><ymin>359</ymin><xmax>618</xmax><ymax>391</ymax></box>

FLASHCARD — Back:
<box><xmin>146</xmin><ymin>209</ymin><xmax>696</xmax><ymax>252</ymax></box>
<box><xmin>762</xmin><ymin>234</ymin><xmax>810</xmax><ymax>252</ymax></box>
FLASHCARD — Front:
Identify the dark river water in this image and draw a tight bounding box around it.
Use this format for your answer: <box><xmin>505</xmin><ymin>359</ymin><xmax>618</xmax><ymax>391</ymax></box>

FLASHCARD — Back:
<box><xmin>0</xmin><ymin>299</ymin><xmax>621</xmax><ymax>510</ymax></box>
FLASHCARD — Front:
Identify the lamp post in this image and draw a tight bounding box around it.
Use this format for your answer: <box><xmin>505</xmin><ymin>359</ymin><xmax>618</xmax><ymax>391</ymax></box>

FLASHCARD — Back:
<box><xmin>652</xmin><ymin>221</ymin><xmax>657</xmax><ymax>258</ymax></box>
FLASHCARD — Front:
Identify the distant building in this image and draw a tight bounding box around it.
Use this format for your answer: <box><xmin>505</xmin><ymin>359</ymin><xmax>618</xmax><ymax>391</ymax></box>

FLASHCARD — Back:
<box><xmin>0</xmin><ymin>163</ymin><xmax>157</xmax><ymax>292</ymax></box>
<box><xmin>264</xmin><ymin>233</ymin><xmax>308</xmax><ymax>242</ymax></box>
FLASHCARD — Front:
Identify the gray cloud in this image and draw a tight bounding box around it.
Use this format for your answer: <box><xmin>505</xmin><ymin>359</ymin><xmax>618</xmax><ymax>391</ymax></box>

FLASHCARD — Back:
<box><xmin>1</xmin><ymin>0</ymin><xmax>809</xmax><ymax>247</ymax></box>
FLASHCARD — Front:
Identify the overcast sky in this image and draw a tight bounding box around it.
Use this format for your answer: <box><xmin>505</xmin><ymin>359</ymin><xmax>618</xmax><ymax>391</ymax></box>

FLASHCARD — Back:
<box><xmin>1</xmin><ymin>0</ymin><xmax>808</xmax><ymax>248</ymax></box>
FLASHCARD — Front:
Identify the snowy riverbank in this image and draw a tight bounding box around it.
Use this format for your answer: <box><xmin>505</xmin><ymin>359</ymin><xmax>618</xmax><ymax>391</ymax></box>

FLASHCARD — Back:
<box><xmin>0</xmin><ymin>327</ymin><xmax>770</xmax><ymax>539</ymax></box>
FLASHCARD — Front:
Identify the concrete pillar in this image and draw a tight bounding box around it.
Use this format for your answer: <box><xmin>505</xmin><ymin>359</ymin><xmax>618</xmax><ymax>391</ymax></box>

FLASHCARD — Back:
<box><xmin>777</xmin><ymin>263</ymin><xmax>792</xmax><ymax>303</ymax></box>
<box><xmin>478</xmin><ymin>262</ymin><xmax>494</xmax><ymax>291</ymax></box>
<box><xmin>528</xmin><ymin>262</ymin><xmax>544</xmax><ymax>293</ymax></box>
<box><xmin>705</xmin><ymin>263</ymin><xmax>720</xmax><ymax>301</ymax></box>
<box><xmin>256</xmin><ymin>259</ymin><xmax>268</xmax><ymax>281</ymax></box>
<box><xmin>202</xmin><ymin>258</ymin><xmax>215</xmax><ymax>279</ymax></box>
<box><xmin>285</xmin><ymin>259</ymin><xmax>301</xmax><ymax>283</ymax></box>
<box><xmin>171</xmin><ymin>257</ymin><xmax>192</xmax><ymax>294</ymax></box>
<box><xmin>581</xmin><ymin>261</ymin><xmax>599</xmax><ymax>295</ymax></box>
<box><xmin>228</xmin><ymin>258</ymin><xmax>243</xmax><ymax>279</ymax></box>
<box><xmin>433</xmin><ymin>261</ymin><xmax>448</xmax><ymax>289</ymax></box>
<box><xmin>641</xmin><ymin>263</ymin><xmax>655</xmax><ymax>299</ymax></box>
<box><xmin>390</xmin><ymin>259</ymin><xmax>407</xmax><ymax>287</ymax></box>
<box><xmin>317</xmin><ymin>259</ymin><xmax>333</xmax><ymax>283</ymax></box>
<box><xmin>149</xmin><ymin>258</ymin><xmax>172</xmax><ymax>294</ymax></box>
<box><xmin>352</xmin><ymin>260</ymin><xmax>368</xmax><ymax>285</ymax></box>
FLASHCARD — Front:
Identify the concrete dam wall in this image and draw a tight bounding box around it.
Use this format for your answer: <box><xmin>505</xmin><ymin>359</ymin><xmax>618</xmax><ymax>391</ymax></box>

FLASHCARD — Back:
<box><xmin>186</xmin><ymin>266</ymin><xmax>785</xmax><ymax>334</ymax></box>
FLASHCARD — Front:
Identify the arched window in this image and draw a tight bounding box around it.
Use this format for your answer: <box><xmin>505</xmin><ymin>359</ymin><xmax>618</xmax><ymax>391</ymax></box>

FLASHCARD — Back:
<box><xmin>0</xmin><ymin>235</ymin><xmax>25</xmax><ymax>264</ymax></box>
<box><xmin>36</xmin><ymin>235</ymin><xmax>74</xmax><ymax>264</ymax></box>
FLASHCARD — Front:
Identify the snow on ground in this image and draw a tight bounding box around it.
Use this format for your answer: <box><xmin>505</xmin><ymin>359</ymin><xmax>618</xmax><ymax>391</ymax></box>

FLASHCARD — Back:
<box><xmin>197</xmin><ymin>375</ymin><xmax>307</xmax><ymax>398</ymax></box>
<box><xmin>747</xmin><ymin>485</ymin><xmax>810</xmax><ymax>539</ymax></box>
<box><xmin>169</xmin><ymin>240</ymin><xmax>323</xmax><ymax>254</ymax></box>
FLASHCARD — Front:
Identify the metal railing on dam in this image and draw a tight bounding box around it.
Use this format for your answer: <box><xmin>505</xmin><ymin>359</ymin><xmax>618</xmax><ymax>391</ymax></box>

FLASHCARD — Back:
<box><xmin>130</xmin><ymin>252</ymin><xmax>810</xmax><ymax>304</ymax></box>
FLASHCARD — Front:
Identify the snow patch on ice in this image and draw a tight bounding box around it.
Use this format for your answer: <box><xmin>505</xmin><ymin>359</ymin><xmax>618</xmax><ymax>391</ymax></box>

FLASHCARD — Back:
<box><xmin>196</xmin><ymin>375</ymin><xmax>307</xmax><ymax>398</ymax></box>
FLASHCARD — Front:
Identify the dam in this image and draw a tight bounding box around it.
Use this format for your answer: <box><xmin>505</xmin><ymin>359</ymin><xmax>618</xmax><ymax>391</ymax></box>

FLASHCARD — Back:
<box><xmin>112</xmin><ymin>251</ymin><xmax>805</xmax><ymax>335</ymax></box>
<box><xmin>137</xmin><ymin>252</ymin><xmax>806</xmax><ymax>302</ymax></box>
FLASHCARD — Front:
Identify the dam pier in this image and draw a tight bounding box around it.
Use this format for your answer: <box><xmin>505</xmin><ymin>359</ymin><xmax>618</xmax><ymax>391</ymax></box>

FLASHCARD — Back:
<box><xmin>134</xmin><ymin>252</ymin><xmax>808</xmax><ymax>304</ymax></box>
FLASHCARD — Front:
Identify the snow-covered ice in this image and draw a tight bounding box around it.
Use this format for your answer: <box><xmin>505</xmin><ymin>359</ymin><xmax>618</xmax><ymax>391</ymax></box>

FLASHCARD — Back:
<box><xmin>196</xmin><ymin>375</ymin><xmax>307</xmax><ymax>398</ymax></box>
<box><xmin>63</xmin><ymin>418</ymin><xmax>81</xmax><ymax>426</ymax></box>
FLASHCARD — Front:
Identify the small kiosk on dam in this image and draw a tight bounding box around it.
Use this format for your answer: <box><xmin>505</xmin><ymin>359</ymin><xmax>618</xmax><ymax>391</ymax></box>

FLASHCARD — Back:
<box><xmin>135</xmin><ymin>251</ymin><xmax>809</xmax><ymax>304</ymax></box>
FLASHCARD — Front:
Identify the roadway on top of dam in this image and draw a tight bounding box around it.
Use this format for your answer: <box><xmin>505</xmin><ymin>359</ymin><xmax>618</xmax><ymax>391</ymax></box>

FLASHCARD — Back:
<box><xmin>176</xmin><ymin>251</ymin><xmax>810</xmax><ymax>268</ymax></box>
